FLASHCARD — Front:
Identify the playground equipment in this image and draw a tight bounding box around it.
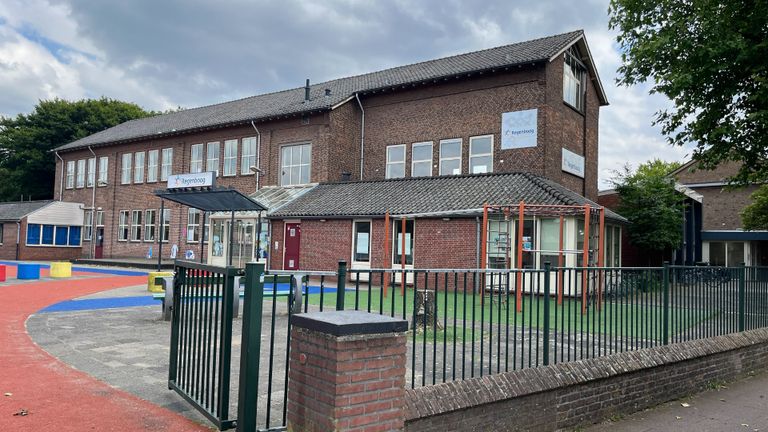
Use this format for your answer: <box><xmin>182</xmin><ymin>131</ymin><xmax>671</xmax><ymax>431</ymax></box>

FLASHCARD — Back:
<box><xmin>17</xmin><ymin>263</ymin><xmax>41</xmax><ymax>280</ymax></box>
<box><xmin>50</xmin><ymin>262</ymin><xmax>72</xmax><ymax>278</ymax></box>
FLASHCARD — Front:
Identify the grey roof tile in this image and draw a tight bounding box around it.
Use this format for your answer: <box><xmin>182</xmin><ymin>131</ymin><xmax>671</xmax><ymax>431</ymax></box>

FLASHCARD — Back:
<box><xmin>55</xmin><ymin>31</ymin><xmax>584</xmax><ymax>152</ymax></box>
<box><xmin>268</xmin><ymin>172</ymin><xmax>627</xmax><ymax>222</ymax></box>
<box><xmin>0</xmin><ymin>200</ymin><xmax>54</xmax><ymax>221</ymax></box>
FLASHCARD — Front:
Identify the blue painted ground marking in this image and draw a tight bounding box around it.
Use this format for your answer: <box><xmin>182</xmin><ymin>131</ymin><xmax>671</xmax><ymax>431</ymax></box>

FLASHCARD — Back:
<box><xmin>39</xmin><ymin>296</ymin><xmax>157</xmax><ymax>313</ymax></box>
<box><xmin>0</xmin><ymin>261</ymin><xmax>148</xmax><ymax>276</ymax></box>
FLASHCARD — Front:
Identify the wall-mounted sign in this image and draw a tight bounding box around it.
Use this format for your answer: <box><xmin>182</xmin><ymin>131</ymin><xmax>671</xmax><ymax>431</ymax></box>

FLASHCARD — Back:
<box><xmin>167</xmin><ymin>172</ymin><xmax>216</xmax><ymax>189</ymax></box>
<box><xmin>501</xmin><ymin>109</ymin><xmax>538</xmax><ymax>149</ymax></box>
<box><xmin>562</xmin><ymin>148</ymin><xmax>585</xmax><ymax>178</ymax></box>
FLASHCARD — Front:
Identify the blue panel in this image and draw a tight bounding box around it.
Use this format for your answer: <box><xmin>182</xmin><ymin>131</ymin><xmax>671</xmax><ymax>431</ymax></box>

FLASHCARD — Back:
<box><xmin>68</xmin><ymin>226</ymin><xmax>82</xmax><ymax>246</ymax></box>
<box><xmin>26</xmin><ymin>224</ymin><xmax>40</xmax><ymax>245</ymax></box>
<box><xmin>55</xmin><ymin>226</ymin><xmax>68</xmax><ymax>246</ymax></box>
<box><xmin>701</xmin><ymin>231</ymin><xmax>768</xmax><ymax>241</ymax></box>
<box><xmin>42</xmin><ymin>225</ymin><xmax>54</xmax><ymax>245</ymax></box>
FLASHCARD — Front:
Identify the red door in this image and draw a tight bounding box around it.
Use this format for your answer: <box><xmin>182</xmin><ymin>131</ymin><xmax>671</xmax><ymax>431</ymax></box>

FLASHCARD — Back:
<box><xmin>283</xmin><ymin>223</ymin><xmax>301</xmax><ymax>270</ymax></box>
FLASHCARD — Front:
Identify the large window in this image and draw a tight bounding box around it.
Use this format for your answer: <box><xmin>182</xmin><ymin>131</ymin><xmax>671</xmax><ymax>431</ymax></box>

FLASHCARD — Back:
<box><xmin>190</xmin><ymin>144</ymin><xmax>203</xmax><ymax>173</ymax></box>
<box><xmin>144</xmin><ymin>209</ymin><xmax>156</xmax><ymax>242</ymax></box>
<box><xmin>393</xmin><ymin>220</ymin><xmax>414</xmax><ymax>265</ymax></box>
<box><xmin>353</xmin><ymin>221</ymin><xmax>371</xmax><ymax>262</ymax></box>
<box><xmin>87</xmin><ymin>158</ymin><xmax>96</xmax><ymax>187</ymax></box>
<box><xmin>134</xmin><ymin>151</ymin><xmax>145</xmax><ymax>183</ymax></box>
<box><xmin>84</xmin><ymin>210</ymin><xmax>93</xmax><ymax>241</ymax></box>
<box><xmin>439</xmin><ymin>139</ymin><xmax>462</xmax><ymax>176</ymax></box>
<box><xmin>161</xmin><ymin>209</ymin><xmax>171</xmax><ymax>243</ymax></box>
<box><xmin>604</xmin><ymin>225</ymin><xmax>622</xmax><ymax>267</ymax></box>
<box><xmin>223</xmin><ymin>139</ymin><xmax>237</xmax><ymax>176</ymax></box>
<box><xmin>98</xmin><ymin>156</ymin><xmax>108</xmax><ymax>185</ymax></box>
<box><xmin>241</xmin><ymin>137</ymin><xmax>257</xmax><ymax>175</ymax></box>
<box><xmin>187</xmin><ymin>208</ymin><xmax>201</xmax><ymax>243</ymax></box>
<box><xmin>538</xmin><ymin>218</ymin><xmax>560</xmax><ymax>268</ymax></box>
<box><xmin>563</xmin><ymin>47</ymin><xmax>586</xmax><ymax>111</ymax></box>
<box><xmin>469</xmin><ymin>135</ymin><xmax>493</xmax><ymax>174</ymax></box>
<box><xmin>280</xmin><ymin>143</ymin><xmax>311</xmax><ymax>186</ymax></box>
<box><xmin>161</xmin><ymin>148</ymin><xmax>173</xmax><ymax>181</ymax></box>
<box><xmin>131</xmin><ymin>210</ymin><xmax>142</xmax><ymax>241</ymax></box>
<box><xmin>147</xmin><ymin>150</ymin><xmax>159</xmax><ymax>183</ymax></box>
<box><xmin>386</xmin><ymin>145</ymin><xmax>406</xmax><ymax>179</ymax></box>
<box><xmin>121</xmin><ymin>154</ymin><xmax>132</xmax><ymax>184</ymax></box>
<box><xmin>709</xmin><ymin>241</ymin><xmax>745</xmax><ymax>266</ymax></box>
<box><xmin>207</xmin><ymin>142</ymin><xmax>220</xmax><ymax>176</ymax></box>
<box><xmin>26</xmin><ymin>224</ymin><xmax>81</xmax><ymax>246</ymax></box>
<box><xmin>76</xmin><ymin>159</ymin><xmax>86</xmax><ymax>188</ymax></box>
<box><xmin>411</xmin><ymin>142</ymin><xmax>432</xmax><ymax>177</ymax></box>
<box><xmin>66</xmin><ymin>161</ymin><xmax>75</xmax><ymax>189</ymax></box>
<box><xmin>118</xmin><ymin>210</ymin><xmax>129</xmax><ymax>241</ymax></box>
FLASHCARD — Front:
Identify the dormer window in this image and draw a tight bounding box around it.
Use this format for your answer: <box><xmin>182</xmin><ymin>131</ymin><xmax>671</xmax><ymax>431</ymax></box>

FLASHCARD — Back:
<box><xmin>563</xmin><ymin>47</ymin><xmax>586</xmax><ymax>112</ymax></box>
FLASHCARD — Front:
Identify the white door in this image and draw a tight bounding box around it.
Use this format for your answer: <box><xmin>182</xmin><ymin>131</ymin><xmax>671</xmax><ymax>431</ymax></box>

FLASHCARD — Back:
<box><xmin>392</xmin><ymin>219</ymin><xmax>414</xmax><ymax>284</ymax></box>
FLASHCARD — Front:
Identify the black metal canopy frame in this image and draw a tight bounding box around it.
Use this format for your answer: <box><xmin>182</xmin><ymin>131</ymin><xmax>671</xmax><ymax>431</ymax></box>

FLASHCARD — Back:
<box><xmin>154</xmin><ymin>186</ymin><xmax>267</xmax><ymax>269</ymax></box>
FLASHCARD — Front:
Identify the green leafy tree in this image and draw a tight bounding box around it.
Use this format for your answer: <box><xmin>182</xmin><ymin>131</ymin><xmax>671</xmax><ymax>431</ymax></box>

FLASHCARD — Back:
<box><xmin>612</xmin><ymin>159</ymin><xmax>684</xmax><ymax>259</ymax></box>
<box><xmin>0</xmin><ymin>98</ymin><xmax>153</xmax><ymax>200</ymax></box>
<box><xmin>741</xmin><ymin>185</ymin><xmax>768</xmax><ymax>230</ymax></box>
<box><xmin>609</xmin><ymin>0</ymin><xmax>768</xmax><ymax>185</ymax></box>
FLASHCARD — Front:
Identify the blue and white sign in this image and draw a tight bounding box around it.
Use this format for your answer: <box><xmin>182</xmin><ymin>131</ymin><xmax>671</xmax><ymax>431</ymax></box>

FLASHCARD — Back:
<box><xmin>501</xmin><ymin>109</ymin><xmax>538</xmax><ymax>149</ymax></box>
<box><xmin>561</xmin><ymin>148</ymin><xmax>585</xmax><ymax>178</ymax></box>
<box><xmin>167</xmin><ymin>172</ymin><xmax>216</xmax><ymax>189</ymax></box>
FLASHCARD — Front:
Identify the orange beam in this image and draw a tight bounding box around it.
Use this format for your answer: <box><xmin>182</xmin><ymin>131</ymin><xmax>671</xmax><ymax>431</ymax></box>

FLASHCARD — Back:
<box><xmin>384</xmin><ymin>212</ymin><xmax>390</xmax><ymax>297</ymax></box>
<box><xmin>516</xmin><ymin>201</ymin><xmax>525</xmax><ymax>312</ymax></box>
<box><xmin>401</xmin><ymin>217</ymin><xmax>406</xmax><ymax>297</ymax></box>
<box><xmin>581</xmin><ymin>204</ymin><xmax>591</xmax><ymax>315</ymax></box>
<box><xmin>558</xmin><ymin>215</ymin><xmax>564</xmax><ymax>305</ymax></box>
<box><xmin>597</xmin><ymin>207</ymin><xmax>605</xmax><ymax>310</ymax></box>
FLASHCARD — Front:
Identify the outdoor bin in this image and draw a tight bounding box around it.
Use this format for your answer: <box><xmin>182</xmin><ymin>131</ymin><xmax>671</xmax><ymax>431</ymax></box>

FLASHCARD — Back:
<box><xmin>17</xmin><ymin>263</ymin><xmax>41</xmax><ymax>280</ymax></box>
<box><xmin>50</xmin><ymin>262</ymin><xmax>72</xmax><ymax>278</ymax></box>
<box><xmin>148</xmin><ymin>271</ymin><xmax>174</xmax><ymax>293</ymax></box>
<box><xmin>0</xmin><ymin>264</ymin><xmax>5</xmax><ymax>282</ymax></box>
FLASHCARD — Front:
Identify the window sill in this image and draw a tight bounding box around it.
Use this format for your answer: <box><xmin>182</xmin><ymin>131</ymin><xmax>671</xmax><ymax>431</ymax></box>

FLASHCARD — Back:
<box><xmin>25</xmin><ymin>244</ymin><xmax>82</xmax><ymax>248</ymax></box>
<box><xmin>222</xmin><ymin>174</ymin><xmax>237</xmax><ymax>178</ymax></box>
<box><xmin>563</xmin><ymin>100</ymin><xmax>585</xmax><ymax>115</ymax></box>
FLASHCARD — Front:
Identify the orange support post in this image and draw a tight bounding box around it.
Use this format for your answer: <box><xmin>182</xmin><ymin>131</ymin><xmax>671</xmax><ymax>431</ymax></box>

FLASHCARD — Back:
<box><xmin>480</xmin><ymin>204</ymin><xmax>488</xmax><ymax>304</ymax></box>
<box><xmin>581</xmin><ymin>204</ymin><xmax>591</xmax><ymax>315</ymax></box>
<box><xmin>558</xmin><ymin>215</ymin><xmax>564</xmax><ymax>305</ymax></box>
<box><xmin>516</xmin><ymin>201</ymin><xmax>525</xmax><ymax>312</ymax></box>
<box><xmin>597</xmin><ymin>207</ymin><xmax>605</xmax><ymax>310</ymax></box>
<box><xmin>384</xmin><ymin>212</ymin><xmax>390</xmax><ymax>297</ymax></box>
<box><xmin>401</xmin><ymin>217</ymin><xmax>406</xmax><ymax>297</ymax></box>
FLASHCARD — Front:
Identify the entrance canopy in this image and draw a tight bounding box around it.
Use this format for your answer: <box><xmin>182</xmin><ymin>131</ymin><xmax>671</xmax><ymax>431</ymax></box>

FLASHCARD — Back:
<box><xmin>154</xmin><ymin>187</ymin><xmax>266</xmax><ymax>212</ymax></box>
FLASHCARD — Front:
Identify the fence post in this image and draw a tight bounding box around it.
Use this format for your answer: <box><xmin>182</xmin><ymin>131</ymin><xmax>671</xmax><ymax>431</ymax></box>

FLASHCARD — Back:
<box><xmin>739</xmin><ymin>262</ymin><xmax>746</xmax><ymax>332</ymax></box>
<box><xmin>167</xmin><ymin>265</ymin><xmax>182</xmax><ymax>387</ymax></box>
<box><xmin>543</xmin><ymin>262</ymin><xmax>551</xmax><ymax>366</ymax></box>
<box><xmin>336</xmin><ymin>260</ymin><xmax>347</xmax><ymax>311</ymax></box>
<box><xmin>661</xmin><ymin>261</ymin><xmax>670</xmax><ymax>345</ymax></box>
<box><xmin>237</xmin><ymin>263</ymin><xmax>265</xmax><ymax>432</ymax></box>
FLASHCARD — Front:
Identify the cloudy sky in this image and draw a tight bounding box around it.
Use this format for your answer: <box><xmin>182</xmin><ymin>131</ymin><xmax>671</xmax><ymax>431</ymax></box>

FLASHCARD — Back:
<box><xmin>0</xmin><ymin>0</ymin><xmax>691</xmax><ymax>188</ymax></box>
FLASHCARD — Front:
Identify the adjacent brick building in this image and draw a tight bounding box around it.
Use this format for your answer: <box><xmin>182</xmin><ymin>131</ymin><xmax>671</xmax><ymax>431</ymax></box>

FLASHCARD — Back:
<box><xmin>0</xmin><ymin>200</ymin><xmax>84</xmax><ymax>261</ymax></box>
<box><xmin>51</xmin><ymin>30</ymin><xmax>615</xmax><ymax>268</ymax></box>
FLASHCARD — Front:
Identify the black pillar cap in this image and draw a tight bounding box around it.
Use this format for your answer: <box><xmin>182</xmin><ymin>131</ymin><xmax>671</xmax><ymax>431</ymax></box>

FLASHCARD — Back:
<box><xmin>292</xmin><ymin>310</ymin><xmax>408</xmax><ymax>336</ymax></box>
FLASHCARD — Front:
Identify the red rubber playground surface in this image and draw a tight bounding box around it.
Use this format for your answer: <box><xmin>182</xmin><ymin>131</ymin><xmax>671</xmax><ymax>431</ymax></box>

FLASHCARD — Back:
<box><xmin>0</xmin><ymin>271</ymin><xmax>213</xmax><ymax>431</ymax></box>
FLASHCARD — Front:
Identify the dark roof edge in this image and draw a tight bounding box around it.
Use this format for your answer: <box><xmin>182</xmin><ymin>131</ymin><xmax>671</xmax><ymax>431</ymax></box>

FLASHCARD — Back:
<box><xmin>547</xmin><ymin>32</ymin><xmax>609</xmax><ymax>106</ymax></box>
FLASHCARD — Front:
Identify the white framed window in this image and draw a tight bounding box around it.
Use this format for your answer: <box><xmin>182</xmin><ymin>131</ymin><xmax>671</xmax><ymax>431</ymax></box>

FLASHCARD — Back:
<box><xmin>563</xmin><ymin>47</ymin><xmax>586</xmax><ymax>111</ymax></box>
<box><xmin>147</xmin><ymin>150</ymin><xmax>159</xmax><ymax>183</ymax></box>
<box><xmin>96</xmin><ymin>210</ymin><xmax>105</xmax><ymax>228</ymax></box>
<box><xmin>160</xmin><ymin>209</ymin><xmax>171</xmax><ymax>243</ymax></box>
<box><xmin>439</xmin><ymin>138</ymin><xmax>462</xmax><ymax>176</ymax></box>
<box><xmin>98</xmin><ymin>156</ymin><xmax>108</xmax><ymax>185</ymax></box>
<box><xmin>223</xmin><ymin>139</ymin><xmax>237</xmax><ymax>176</ymax></box>
<box><xmin>280</xmin><ymin>143</ymin><xmax>311</xmax><ymax>186</ymax></box>
<box><xmin>130</xmin><ymin>210</ymin><xmax>142</xmax><ymax>241</ymax></box>
<box><xmin>241</xmin><ymin>137</ymin><xmax>257</xmax><ymax>175</ymax></box>
<box><xmin>134</xmin><ymin>151</ymin><xmax>145</xmax><ymax>183</ymax></box>
<box><xmin>65</xmin><ymin>161</ymin><xmax>75</xmax><ymax>189</ymax></box>
<box><xmin>87</xmin><ymin>158</ymin><xmax>96</xmax><ymax>187</ymax></box>
<box><xmin>207</xmin><ymin>142</ymin><xmax>220</xmax><ymax>176</ymax></box>
<box><xmin>121</xmin><ymin>154</ymin><xmax>132</xmax><ymax>185</ymax></box>
<box><xmin>392</xmin><ymin>219</ymin><xmax>414</xmax><ymax>265</ymax></box>
<box><xmin>187</xmin><ymin>208</ymin><xmax>201</xmax><ymax>243</ymax></box>
<box><xmin>84</xmin><ymin>210</ymin><xmax>93</xmax><ymax>241</ymax></box>
<box><xmin>411</xmin><ymin>142</ymin><xmax>432</xmax><ymax>177</ymax></box>
<box><xmin>25</xmin><ymin>224</ymin><xmax>81</xmax><ymax>247</ymax></box>
<box><xmin>118</xmin><ymin>210</ymin><xmax>129</xmax><ymax>241</ymax></box>
<box><xmin>385</xmin><ymin>144</ymin><xmax>406</xmax><ymax>179</ymax></box>
<box><xmin>352</xmin><ymin>220</ymin><xmax>371</xmax><ymax>263</ymax></box>
<box><xmin>161</xmin><ymin>148</ymin><xmax>173</xmax><ymax>181</ymax></box>
<box><xmin>190</xmin><ymin>144</ymin><xmax>203</xmax><ymax>173</ymax></box>
<box><xmin>144</xmin><ymin>209</ymin><xmax>156</xmax><ymax>242</ymax></box>
<box><xmin>76</xmin><ymin>159</ymin><xmax>86</xmax><ymax>188</ymax></box>
<box><xmin>469</xmin><ymin>135</ymin><xmax>493</xmax><ymax>174</ymax></box>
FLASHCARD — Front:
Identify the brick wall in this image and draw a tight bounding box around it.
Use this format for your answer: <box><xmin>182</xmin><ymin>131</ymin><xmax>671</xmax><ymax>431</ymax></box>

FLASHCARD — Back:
<box><xmin>697</xmin><ymin>186</ymin><xmax>756</xmax><ymax>231</ymax></box>
<box><xmin>404</xmin><ymin>328</ymin><xmax>768</xmax><ymax>431</ymax></box>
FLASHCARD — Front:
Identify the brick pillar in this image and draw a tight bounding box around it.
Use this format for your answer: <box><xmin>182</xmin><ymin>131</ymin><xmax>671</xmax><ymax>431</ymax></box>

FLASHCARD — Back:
<box><xmin>287</xmin><ymin>311</ymin><xmax>408</xmax><ymax>432</ymax></box>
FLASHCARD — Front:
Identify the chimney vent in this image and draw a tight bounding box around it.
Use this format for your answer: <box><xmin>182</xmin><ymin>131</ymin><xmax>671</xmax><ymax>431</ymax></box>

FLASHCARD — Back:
<box><xmin>304</xmin><ymin>79</ymin><xmax>310</xmax><ymax>101</ymax></box>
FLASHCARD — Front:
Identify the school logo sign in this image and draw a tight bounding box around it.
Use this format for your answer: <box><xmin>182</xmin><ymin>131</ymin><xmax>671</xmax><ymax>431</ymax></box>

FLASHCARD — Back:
<box><xmin>167</xmin><ymin>172</ymin><xmax>216</xmax><ymax>189</ymax></box>
<box><xmin>501</xmin><ymin>109</ymin><xmax>538</xmax><ymax>149</ymax></box>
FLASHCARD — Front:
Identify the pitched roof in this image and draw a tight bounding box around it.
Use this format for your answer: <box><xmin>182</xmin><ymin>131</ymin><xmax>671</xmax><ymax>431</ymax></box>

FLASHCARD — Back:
<box><xmin>55</xmin><ymin>30</ymin><xmax>603</xmax><ymax>153</ymax></box>
<box><xmin>268</xmin><ymin>173</ymin><xmax>626</xmax><ymax>222</ymax></box>
<box><xmin>0</xmin><ymin>200</ymin><xmax>53</xmax><ymax>221</ymax></box>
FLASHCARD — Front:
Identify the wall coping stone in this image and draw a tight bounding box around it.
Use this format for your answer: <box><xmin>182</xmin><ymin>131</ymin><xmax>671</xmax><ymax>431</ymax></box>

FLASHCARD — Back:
<box><xmin>405</xmin><ymin>327</ymin><xmax>768</xmax><ymax>421</ymax></box>
<box><xmin>292</xmin><ymin>310</ymin><xmax>408</xmax><ymax>336</ymax></box>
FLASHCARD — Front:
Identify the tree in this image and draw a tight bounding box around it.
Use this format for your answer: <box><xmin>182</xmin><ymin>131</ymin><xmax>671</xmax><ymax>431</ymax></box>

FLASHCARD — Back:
<box><xmin>741</xmin><ymin>185</ymin><xmax>768</xmax><ymax>230</ymax></box>
<box><xmin>0</xmin><ymin>98</ymin><xmax>153</xmax><ymax>200</ymax></box>
<box><xmin>609</xmin><ymin>0</ymin><xmax>768</xmax><ymax>185</ymax></box>
<box><xmin>612</xmin><ymin>159</ymin><xmax>684</xmax><ymax>258</ymax></box>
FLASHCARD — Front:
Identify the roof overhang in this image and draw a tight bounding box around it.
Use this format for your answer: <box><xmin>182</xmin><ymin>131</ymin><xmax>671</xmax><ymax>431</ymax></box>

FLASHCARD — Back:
<box><xmin>674</xmin><ymin>183</ymin><xmax>704</xmax><ymax>203</ymax></box>
<box><xmin>154</xmin><ymin>187</ymin><xmax>267</xmax><ymax>212</ymax></box>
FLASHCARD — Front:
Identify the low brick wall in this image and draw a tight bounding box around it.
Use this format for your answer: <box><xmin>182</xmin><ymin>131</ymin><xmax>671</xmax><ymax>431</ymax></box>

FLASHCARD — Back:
<box><xmin>404</xmin><ymin>328</ymin><xmax>768</xmax><ymax>432</ymax></box>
